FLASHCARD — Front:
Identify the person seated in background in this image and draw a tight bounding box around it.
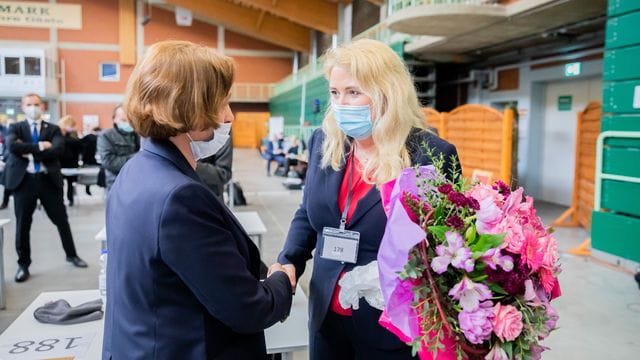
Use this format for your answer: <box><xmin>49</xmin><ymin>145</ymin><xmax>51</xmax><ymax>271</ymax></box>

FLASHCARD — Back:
<box><xmin>97</xmin><ymin>104</ymin><xmax>140</xmax><ymax>192</ymax></box>
<box><xmin>58</xmin><ymin>115</ymin><xmax>81</xmax><ymax>206</ymax></box>
<box><xmin>284</xmin><ymin>135</ymin><xmax>300</xmax><ymax>170</ymax></box>
<box><xmin>80</xmin><ymin>126</ymin><xmax>100</xmax><ymax>196</ymax></box>
<box><xmin>262</xmin><ymin>132</ymin><xmax>286</xmax><ymax>176</ymax></box>
<box><xmin>196</xmin><ymin>135</ymin><xmax>232</xmax><ymax>199</ymax></box>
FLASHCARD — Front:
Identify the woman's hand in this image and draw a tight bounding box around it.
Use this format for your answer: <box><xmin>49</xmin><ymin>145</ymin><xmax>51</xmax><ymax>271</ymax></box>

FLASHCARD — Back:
<box><xmin>268</xmin><ymin>262</ymin><xmax>297</xmax><ymax>294</ymax></box>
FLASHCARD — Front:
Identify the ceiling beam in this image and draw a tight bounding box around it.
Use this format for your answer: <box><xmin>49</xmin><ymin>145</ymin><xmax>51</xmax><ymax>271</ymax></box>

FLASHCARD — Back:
<box><xmin>166</xmin><ymin>0</ymin><xmax>311</xmax><ymax>52</ymax></box>
<box><xmin>235</xmin><ymin>0</ymin><xmax>337</xmax><ymax>34</ymax></box>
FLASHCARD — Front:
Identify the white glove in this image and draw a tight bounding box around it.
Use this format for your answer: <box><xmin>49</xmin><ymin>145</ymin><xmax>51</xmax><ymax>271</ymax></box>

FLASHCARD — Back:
<box><xmin>338</xmin><ymin>260</ymin><xmax>385</xmax><ymax>311</ymax></box>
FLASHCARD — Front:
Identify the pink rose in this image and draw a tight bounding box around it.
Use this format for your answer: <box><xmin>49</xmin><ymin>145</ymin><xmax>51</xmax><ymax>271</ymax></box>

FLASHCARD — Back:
<box><xmin>492</xmin><ymin>303</ymin><xmax>523</xmax><ymax>342</ymax></box>
<box><xmin>466</xmin><ymin>183</ymin><xmax>502</xmax><ymax>204</ymax></box>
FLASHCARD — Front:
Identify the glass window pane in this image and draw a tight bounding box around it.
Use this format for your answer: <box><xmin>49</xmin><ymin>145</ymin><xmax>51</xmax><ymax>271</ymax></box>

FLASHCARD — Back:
<box><xmin>25</xmin><ymin>57</ymin><xmax>41</xmax><ymax>76</ymax></box>
<box><xmin>4</xmin><ymin>57</ymin><xmax>20</xmax><ymax>75</ymax></box>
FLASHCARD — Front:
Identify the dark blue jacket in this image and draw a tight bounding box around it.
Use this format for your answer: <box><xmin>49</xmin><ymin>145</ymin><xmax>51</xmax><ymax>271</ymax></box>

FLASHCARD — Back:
<box><xmin>102</xmin><ymin>138</ymin><xmax>292</xmax><ymax>359</ymax></box>
<box><xmin>278</xmin><ymin>128</ymin><xmax>458</xmax><ymax>349</ymax></box>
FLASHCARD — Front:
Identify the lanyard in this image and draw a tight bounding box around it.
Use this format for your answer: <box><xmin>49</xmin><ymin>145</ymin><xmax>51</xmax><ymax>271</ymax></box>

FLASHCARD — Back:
<box><xmin>340</xmin><ymin>149</ymin><xmax>356</xmax><ymax>230</ymax></box>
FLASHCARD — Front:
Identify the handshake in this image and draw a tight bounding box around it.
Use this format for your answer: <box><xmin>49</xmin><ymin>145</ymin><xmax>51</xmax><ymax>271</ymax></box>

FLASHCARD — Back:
<box><xmin>267</xmin><ymin>263</ymin><xmax>297</xmax><ymax>294</ymax></box>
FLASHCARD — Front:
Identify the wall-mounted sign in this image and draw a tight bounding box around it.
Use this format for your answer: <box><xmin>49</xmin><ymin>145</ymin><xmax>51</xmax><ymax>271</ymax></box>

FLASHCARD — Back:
<box><xmin>99</xmin><ymin>62</ymin><xmax>119</xmax><ymax>82</ymax></box>
<box><xmin>558</xmin><ymin>95</ymin><xmax>572</xmax><ymax>111</ymax></box>
<box><xmin>564</xmin><ymin>62</ymin><xmax>581</xmax><ymax>77</ymax></box>
<box><xmin>0</xmin><ymin>1</ymin><xmax>82</xmax><ymax>29</ymax></box>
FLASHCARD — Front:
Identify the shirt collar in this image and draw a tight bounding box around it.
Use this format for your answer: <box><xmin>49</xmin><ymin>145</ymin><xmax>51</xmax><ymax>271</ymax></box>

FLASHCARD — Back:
<box><xmin>27</xmin><ymin>118</ymin><xmax>42</xmax><ymax>127</ymax></box>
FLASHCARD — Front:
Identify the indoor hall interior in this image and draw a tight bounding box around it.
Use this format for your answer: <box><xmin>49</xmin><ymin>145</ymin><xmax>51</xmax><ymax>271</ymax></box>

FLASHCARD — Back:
<box><xmin>0</xmin><ymin>148</ymin><xmax>637</xmax><ymax>359</ymax></box>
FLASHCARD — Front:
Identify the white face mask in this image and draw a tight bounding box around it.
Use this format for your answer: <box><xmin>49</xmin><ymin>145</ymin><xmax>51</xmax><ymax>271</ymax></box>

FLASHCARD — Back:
<box><xmin>24</xmin><ymin>105</ymin><xmax>42</xmax><ymax>120</ymax></box>
<box><xmin>187</xmin><ymin>122</ymin><xmax>232</xmax><ymax>161</ymax></box>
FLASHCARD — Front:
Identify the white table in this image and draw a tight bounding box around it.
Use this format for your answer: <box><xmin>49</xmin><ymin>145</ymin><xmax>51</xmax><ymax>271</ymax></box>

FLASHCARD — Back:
<box><xmin>94</xmin><ymin>211</ymin><xmax>267</xmax><ymax>253</ymax></box>
<box><xmin>0</xmin><ymin>289</ymin><xmax>308</xmax><ymax>359</ymax></box>
<box><xmin>233</xmin><ymin>211</ymin><xmax>267</xmax><ymax>252</ymax></box>
<box><xmin>60</xmin><ymin>167</ymin><xmax>100</xmax><ymax>177</ymax></box>
<box><xmin>0</xmin><ymin>218</ymin><xmax>11</xmax><ymax>310</ymax></box>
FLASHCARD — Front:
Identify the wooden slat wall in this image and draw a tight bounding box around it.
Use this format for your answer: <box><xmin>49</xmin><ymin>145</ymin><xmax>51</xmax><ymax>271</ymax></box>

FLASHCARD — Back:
<box><xmin>575</xmin><ymin>102</ymin><xmax>601</xmax><ymax>230</ymax></box>
<box><xmin>231</xmin><ymin>112</ymin><xmax>270</xmax><ymax>148</ymax></box>
<box><xmin>422</xmin><ymin>107</ymin><xmax>446</xmax><ymax>138</ymax></box>
<box><xmin>440</xmin><ymin>104</ymin><xmax>513</xmax><ymax>185</ymax></box>
<box><xmin>552</xmin><ymin>101</ymin><xmax>601</xmax><ymax>230</ymax></box>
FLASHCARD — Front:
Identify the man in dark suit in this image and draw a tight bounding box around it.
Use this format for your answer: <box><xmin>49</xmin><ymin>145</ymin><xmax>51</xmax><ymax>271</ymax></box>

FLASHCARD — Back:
<box><xmin>6</xmin><ymin>93</ymin><xmax>87</xmax><ymax>283</ymax></box>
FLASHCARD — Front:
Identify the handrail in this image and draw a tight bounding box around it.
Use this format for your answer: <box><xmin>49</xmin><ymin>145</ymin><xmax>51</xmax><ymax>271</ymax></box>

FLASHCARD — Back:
<box><xmin>594</xmin><ymin>131</ymin><xmax>640</xmax><ymax>211</ymax></box>
<box><xmin>273</xmin><ymin>22</ymin><xmax>414</xmax><ymax>97</ymax></box>
<box><xmin>389</xmin><ymin>0</ymin><xmax>498</xmax><ymax>14</ymax></box>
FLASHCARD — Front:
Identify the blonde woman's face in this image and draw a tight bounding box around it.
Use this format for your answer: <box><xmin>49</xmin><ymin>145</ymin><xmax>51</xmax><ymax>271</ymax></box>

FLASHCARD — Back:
<box><xmin>329</xmin><ymin>66</ymin><xmax>371</xmax><ymax>107</ymax></box>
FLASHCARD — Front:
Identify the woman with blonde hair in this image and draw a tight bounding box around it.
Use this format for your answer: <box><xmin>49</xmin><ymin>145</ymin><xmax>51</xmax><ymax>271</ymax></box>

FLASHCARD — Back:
<box><xmin>58</xmin><ymin>115</ymin><xmax>80</xmax><ymax>206</ymax></box>
<box><xmin>275</xmin><ymin>39</ymin><xmax>460</xmax><ymax>359</ymax></box>
<box><xmin>102</xmin><ymin>40</ymin><xmax>295</xmax><ymax>359</ymax></box>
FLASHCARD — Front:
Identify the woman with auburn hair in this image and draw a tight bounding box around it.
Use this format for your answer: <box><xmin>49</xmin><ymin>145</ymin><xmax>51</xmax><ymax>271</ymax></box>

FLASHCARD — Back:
<box><xmin>274</xmin><ymin>38</ymin><xmax>460</xmax><ymax>359</ymax></box>
<box><xmin>102</xmin><ymin>40</ymin><xmax>295</xmax><ymax>359</ymax></box>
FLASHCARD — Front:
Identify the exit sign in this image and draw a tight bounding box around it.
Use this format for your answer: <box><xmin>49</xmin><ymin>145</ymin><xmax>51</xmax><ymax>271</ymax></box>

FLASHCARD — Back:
<box><xmin>565</xmin><ymin>62</ymin><xmax>581</xmax><ymax>77</ymax></box>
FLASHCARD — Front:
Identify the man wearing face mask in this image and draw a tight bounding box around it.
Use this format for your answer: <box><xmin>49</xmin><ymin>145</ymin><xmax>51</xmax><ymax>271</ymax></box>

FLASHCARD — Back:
<box><xmin>97</xmin><ymin>104</ymin><xmax>140</xmax><ymax>192</ymax></box>
<box><xmin>5</xmin><ymin>93</ymin><xmax>88</xmax><ymax>283</ymax></box>
<box><xmin>194</xmin><ymin>122</ymin><xmax>233</xmax><ymax>198</ymax></box>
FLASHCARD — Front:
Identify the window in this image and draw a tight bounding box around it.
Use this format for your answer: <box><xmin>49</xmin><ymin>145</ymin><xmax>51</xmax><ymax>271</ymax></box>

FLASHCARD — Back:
<box><xmin>99</xmin><ymin>62</ymin><xmax>119</xmax><ymax>82</ymax></box>
<box><xmin>4</xmin><ymin>57</ymin><xmax>20</xmax><ymax>75</ymax></box>
<box><xmin>25</xmin><ymin>57</ymin><xmax>41</xmax><ymax>76</ymax></box>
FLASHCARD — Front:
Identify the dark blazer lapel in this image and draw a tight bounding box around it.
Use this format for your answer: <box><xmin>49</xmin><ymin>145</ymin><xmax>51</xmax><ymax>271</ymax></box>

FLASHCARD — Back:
<box><xmin>40</xmin><ymin>121</ymin><xmax>50</xmax><ymax>140</ymax></box>
<box><xmin>348</xmin><ymin>186</ymin><xmax>381</xmax><ymax>228</ymax></box>
<box><xmin>324</xmin><ymin>165</ymin><xmax>345</xmax><ymax>217</ymax></box>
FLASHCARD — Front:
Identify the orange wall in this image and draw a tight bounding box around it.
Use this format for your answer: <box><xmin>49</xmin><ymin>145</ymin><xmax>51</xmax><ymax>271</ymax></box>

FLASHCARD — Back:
<box><xmin>58</xmin><ymin>0</ymin><xmax>119</xmax><ymax>44</ymax></box>
<box><xmin>144</xmin><ymin>7</ymin><xmax>217</xmax><ymax>47</ymax></box>
<box><xmin>233</xmin><ymin>56</ymin><xmax>292</xmax><ymax>83</ymax></box>
<box><xmin>65</xmin><ymin>102</ymin><xmax>120</xmax><ymax>131</ymax></box>
<box><xmin>59</xmin><ymin>49</ymin><xmax>133</xmax><ymax>93</ymax></box>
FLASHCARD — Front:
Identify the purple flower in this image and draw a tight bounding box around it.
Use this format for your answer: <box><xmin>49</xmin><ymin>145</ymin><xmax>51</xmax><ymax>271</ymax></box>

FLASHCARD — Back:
<box><xmin>486</xmin><ymin>254</ymin><xmax>530</xmax><ymax>296</ymax></box>
<box><xmin>438</xmin><ymin>183</ymin><xmax>453</xmax><ymax>194</ymax></box>
<box><xmin>541</xmin><ymin>303</ymin><xmax>559</xmax><ymax>339</ymax></box>
<box><xmin>448</xmin><ymin>276</ymin><xmax>492</xmax><ymax>311</ymax></box>
<box><xmin>447</xmin><ymin>191</ymin><xmax>468</xmax><ymax>207</ymax></box>
<box><xmin>530</xmin><ymin>344</ymin><xmax>549</xmax><ymax>360</ymax></box>
<box><xmin>467</xmin><ymin>197</ymin><xmax>480</xmax><ymax>211</ymax></box>
<box><xmin>458</xmin><ymin>300</ymin><xmax>494</xmax><ymax>344</ymax></box>
<box><xmin>431</xmin><ymin>232</ymin><xmax>475</xmax><ymax>274</ymax></box>
<box><xmin>481</xmin><ymin>248</ymin><xmax>514</xmax><ymax>271</ymax></box>
<box><xmin>445</xmin><ymin>215</ymin><xmax>464</xmax><ymax>230</ymax></box>
<box><xmin>492</xmin><ymin>180</ymin><xmax>511</xmax><ymax>197</ymax></box>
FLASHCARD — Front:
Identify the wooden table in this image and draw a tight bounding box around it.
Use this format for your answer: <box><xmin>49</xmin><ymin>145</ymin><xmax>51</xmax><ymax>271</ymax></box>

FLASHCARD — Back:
<box><xmin>233</xmin><ymin>211</ymin><xmax>267</xmax><ymax>252</ymax></box>
<box><xmin>0</xmin><ymin>289</ymin><xmax>308</xmax><ymax>359</ymax></box>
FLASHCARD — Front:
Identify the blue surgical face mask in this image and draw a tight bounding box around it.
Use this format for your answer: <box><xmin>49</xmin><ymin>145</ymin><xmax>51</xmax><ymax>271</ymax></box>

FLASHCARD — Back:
<box><xmin>117</xmin><ymin>122</ymin><xmax>134</xmax><ymax>133</ymax></box>
<box><xmin>331</xmin><ymin>103</ymin><xmax>373</xmax><ymax>140</ymax></box>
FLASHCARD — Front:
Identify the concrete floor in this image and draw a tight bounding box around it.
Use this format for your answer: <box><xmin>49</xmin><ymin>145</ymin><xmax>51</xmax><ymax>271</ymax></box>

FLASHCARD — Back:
<box><xmin>0</xmin><ymin>148</ymin><xmax>638</xmax><ymax>359</ymax></box>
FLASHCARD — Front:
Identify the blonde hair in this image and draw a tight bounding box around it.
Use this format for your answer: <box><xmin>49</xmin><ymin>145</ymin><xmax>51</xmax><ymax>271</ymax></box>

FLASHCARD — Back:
<box><xmin>125</xmin><ymin>40</ymin><xmax>235</xmax><ymax>139</ymax></box>
<box><xmin>58</xmin><ymin>115</ymin><xmax>76</xmax><ymax>129</ymax></box>
<box><xmin>321</xmin><ymin>39</ymin><xmax>427</xmax><ymax>185</ymax></box>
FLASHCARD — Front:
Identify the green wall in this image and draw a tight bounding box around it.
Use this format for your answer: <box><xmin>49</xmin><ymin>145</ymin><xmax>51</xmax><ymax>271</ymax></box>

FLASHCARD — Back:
<box><xmin>269</xmin><ymin>76</ymin><xmax>329</xmax><ymax>127</ymax></box>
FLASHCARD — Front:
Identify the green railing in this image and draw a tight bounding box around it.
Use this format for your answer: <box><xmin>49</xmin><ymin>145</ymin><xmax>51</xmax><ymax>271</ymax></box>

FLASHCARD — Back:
<box><xmin>273</xmin><ymin>23</ymin><xmax>412</xmax><ymax>97</ymax></box>
<box><xmin>390</xmin><ymin>0</ymin><xmax>498</xmax><ymax>13</ymax></box>
<box><xmin>283</xmin><ymin>125</ymin><xmax>321</xmax><ymax>141</ymax></box>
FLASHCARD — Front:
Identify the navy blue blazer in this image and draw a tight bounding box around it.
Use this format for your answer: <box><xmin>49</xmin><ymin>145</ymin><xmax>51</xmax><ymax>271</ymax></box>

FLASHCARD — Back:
<box><xmin>102</xmin><ymin>138</ymin><xmax>292</xmax><ymax>360</ymax></box>
<box><xmin>278</xmin><ymin>128</ymin><xmax>458</xmax><ymax>349</ymax></box>
<box><xmin>5</xmin><ymin>120</ymin><xmax>65</xmax><ymax>190</ymax></box>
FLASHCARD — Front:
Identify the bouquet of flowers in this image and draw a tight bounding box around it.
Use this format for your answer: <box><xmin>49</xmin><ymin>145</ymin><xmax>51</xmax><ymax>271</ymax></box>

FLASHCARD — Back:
<box><xmin>377</xmin><ymin>153</ymin><xmax>561</xmax><ymax>360</ymax></box>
